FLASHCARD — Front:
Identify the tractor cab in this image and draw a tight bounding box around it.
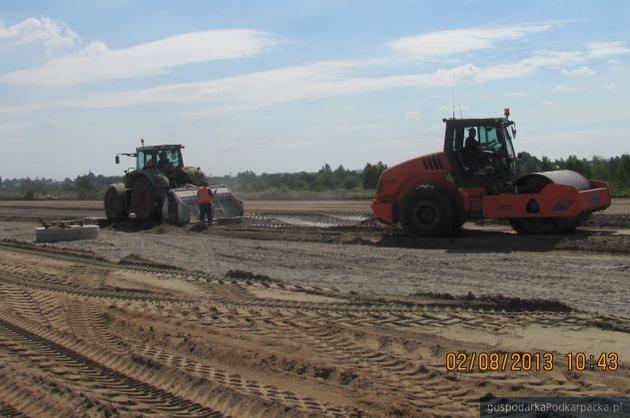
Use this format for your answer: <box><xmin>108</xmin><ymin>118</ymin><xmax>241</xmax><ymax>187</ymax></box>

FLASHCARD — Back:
<box><xmin>136</xmin><ymin>144</ymin><xmax>185</xmax><ymax>189</ymax></box>
<box><xmin>135</xmin><ymin>145</ymin><xmax>184</xmax><ymax>172</ymax></box>
<box><xmin>443</xmin><ymin>111</ymin><xmax>519</xmax><ymax>192</ymax></box>
<box><xmin>115</xmin><ymin>144</ymin><xmax>186</xmax><ymax>189</ymax></box>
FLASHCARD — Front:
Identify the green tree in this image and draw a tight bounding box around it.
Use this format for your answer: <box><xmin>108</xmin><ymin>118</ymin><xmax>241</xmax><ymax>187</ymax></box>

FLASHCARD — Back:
<box><xmin>62</xmin><ymin>178</ymin><xmax>75</xmax><ymax>191</ymax></box>
<box><xmin>343</xmin><ymin>176</ymin><xmax>359</xmax><ymax>189</ymax></box>
<box><xmin>362</xmin><ymin>163</ymin><xmax>378</xmax><ymax>189</ymax></box>
<box><xmin>75</xmin><ymin>175</ymin><xmax>97</xmax><ymax>199</ymax></box>
<box><xmin>540</xmin><ymin>156</ymin><xmax>555</xmax><ymax>171</ymax></box>
<box><xmin>333</xmin><ymin>165</ymin><xmax>347</xmax><ymax>183</ymax></box>
<box><xmin>20</xmin><ymin>178</ymin><xmax>46</xmax><ymax>199</ymax></box>
<box><xmin>517</xmin><ymin>151</ymin><xmax>541</xmax><ymax>174</ymax></box>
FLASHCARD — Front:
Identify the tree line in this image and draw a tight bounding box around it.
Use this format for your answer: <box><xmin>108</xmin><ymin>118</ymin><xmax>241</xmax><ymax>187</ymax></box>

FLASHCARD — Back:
<box><xmin>0</xmin><ymin>172</ymin><xmax>123</xmax><ymax>200</ymax></box>
<box><xmin>1</xmin><ymin>154</ymin><xmax>628</xmax><ymax>199</ymax></box>
<box><xmin>208</xmin><ymin>162</ymin><xmax>388</xmax><ymax>194</ymax></box>
<box><xmin>518</xmin><ymin>153</ymin><xmax>630</xmax><ymax>196</ymax></box>
<box><xmin>0</xmin><ymin>162</ymin><xmax>388</xmax><ymax>200</ymax></box>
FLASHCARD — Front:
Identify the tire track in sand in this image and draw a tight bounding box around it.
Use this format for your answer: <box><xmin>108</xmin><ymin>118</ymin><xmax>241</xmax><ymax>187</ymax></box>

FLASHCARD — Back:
<box><xmin>0</xmin><ymin>315</ymin><xmax>227</xmax><ymax>417</ymax></box>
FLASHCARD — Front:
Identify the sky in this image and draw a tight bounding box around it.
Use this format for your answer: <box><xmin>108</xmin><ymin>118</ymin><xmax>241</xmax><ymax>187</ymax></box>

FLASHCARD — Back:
<box><xmin>1</xmin><ymin>0</ymin><xmax>629</xmax><ymax>179</ymax></box>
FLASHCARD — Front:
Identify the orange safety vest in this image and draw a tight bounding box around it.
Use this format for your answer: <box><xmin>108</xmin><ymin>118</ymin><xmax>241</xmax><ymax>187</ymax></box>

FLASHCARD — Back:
<box><xmin>197</xmin><ymin>186</ymin><xmax>213</xmax><ymax>204</ymax></box>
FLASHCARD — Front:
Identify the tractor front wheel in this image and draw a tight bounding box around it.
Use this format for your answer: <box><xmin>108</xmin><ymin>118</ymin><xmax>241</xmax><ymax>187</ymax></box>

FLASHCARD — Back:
<box><xmin>401</xmin><ymin>188</ymin><xmax>456</xmax><ymax>237</ymax></box>
<box><xmin>104</xmin><ymin>183</ymin><xmax>128</xmax><ymax>222</ymax></box>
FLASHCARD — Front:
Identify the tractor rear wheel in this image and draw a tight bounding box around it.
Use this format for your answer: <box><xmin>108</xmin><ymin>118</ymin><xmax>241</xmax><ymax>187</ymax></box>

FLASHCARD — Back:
<box><xmin>131</xmin><ymin>177</ymin><xmax>164</xmax><ymax>223</ymax></box>
<box><xmin>401</xmin><ymin>188</ymin><xmax>456</xmax><ymax>237</ymax></box>
<box><xmin>104</xmin><ymin>183</ymin><xmax>128</xmax><ymax>222</ymax></box>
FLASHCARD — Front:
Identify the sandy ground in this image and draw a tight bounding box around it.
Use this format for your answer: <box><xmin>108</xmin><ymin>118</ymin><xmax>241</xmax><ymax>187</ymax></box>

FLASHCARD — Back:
<box><xmin>2</xmin><ymin>219</ymin><xmax>630</xmax><ymax>316</ymax></box>
<box><xmin>0</xmin><ymin>199</ymin><xmax>629</xmax><ymax>416</ymax></box>
<box><xmin>0</xmin><ymin>199</ymin><xmax>372</xmax><ymax>213</ymax></box>
<box><xmin>0</xmin><ymin>241</ymin><xmax>629</xmax><ymax>417</ymax></box>
<box><xmin>0</xmin><ymin>199</ymin><xmax>373</xmax><ymax>223</ymax></box>
<box><xmin>1</xmin><ymin>197</ymin><xmax>629</xmax><ymax>213</ymax></box>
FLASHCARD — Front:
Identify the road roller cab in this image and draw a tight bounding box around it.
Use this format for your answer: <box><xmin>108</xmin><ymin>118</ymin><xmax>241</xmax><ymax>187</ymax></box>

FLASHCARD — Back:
<box><xmin>443</xmin><ymin>114</ymin><xmax>519</xmax><ymax>191</ymax></box>
<box><xmin>371</xmin><ymin>110</ymin><xmax>611</xmax><ymax>236</ymax></box>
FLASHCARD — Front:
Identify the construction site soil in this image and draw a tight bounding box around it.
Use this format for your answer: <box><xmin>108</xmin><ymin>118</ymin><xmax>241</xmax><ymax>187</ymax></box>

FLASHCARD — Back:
<box><xmin>0</xmin><ymin>199</ymin><xmax>628</xmax><ymax>416</ymax></box>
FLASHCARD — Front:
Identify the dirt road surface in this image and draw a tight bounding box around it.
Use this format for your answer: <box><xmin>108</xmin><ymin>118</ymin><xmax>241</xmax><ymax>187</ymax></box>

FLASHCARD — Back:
<box><xmin>0</xmin><ymin>241</ymin><xmax>629</xmax><ymax>417</ymax></box>
<box><xmin>0</xmin><ymin>199</ymin><xmax>629</xmax><ymax>416</ymax></box>
<box><xmin>1</xmin><ymin>197</ymin><xmax>629</xmax><ymax>213</ymax></box>
<box><xmin>1</xmin><ymin>198</ymin><xmax>629</xmax><ymax>228</ymax></box>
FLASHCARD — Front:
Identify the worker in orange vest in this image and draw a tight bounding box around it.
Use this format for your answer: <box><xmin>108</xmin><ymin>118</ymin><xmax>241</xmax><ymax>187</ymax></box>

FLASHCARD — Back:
<box><xmin>197</xmin><ymin>181</ymin><xmax>214</xmax><ymax>225</ymax></box>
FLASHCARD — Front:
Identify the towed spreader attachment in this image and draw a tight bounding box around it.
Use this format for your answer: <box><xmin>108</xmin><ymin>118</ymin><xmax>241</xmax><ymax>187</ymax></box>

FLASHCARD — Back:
<box><xmin>162</xmin><ymin>185</ymin><xmax>244</xmax><ymax>225</ymax></box>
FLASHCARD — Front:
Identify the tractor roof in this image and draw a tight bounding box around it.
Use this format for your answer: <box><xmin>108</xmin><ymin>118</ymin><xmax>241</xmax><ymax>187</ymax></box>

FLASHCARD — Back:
<box><xmin>135</xmin><ymin>144</ymin><xmax>184</xmax><ymax>152</ymax></box>
<box><xmin>443</xmin><ymin>117</ymin><xmax>513</xmax><ymax>127</ymax></box>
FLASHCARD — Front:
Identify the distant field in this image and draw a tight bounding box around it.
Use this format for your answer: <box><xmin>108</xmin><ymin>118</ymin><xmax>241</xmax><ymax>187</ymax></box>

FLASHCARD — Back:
<box><xmin>0</xmin><ymin>199</ymin><xmax>372</xmax><ymax>214</ymax></box>
<box><xmin>0</xmin><ymin>198</ymin><xmax>628</xmax><ymax>215</ymax></box>
<box><xmin>0</xmin><ymin>200</ymin><xmax>102</xmax><ymax>210</ymax></box>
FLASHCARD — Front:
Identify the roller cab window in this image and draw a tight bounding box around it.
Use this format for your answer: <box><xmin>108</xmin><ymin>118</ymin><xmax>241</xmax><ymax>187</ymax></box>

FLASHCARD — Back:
<box><xmin>477</xmin><ymin>126</ymin><xmax>502</xmax><ymax>153</ymax></box>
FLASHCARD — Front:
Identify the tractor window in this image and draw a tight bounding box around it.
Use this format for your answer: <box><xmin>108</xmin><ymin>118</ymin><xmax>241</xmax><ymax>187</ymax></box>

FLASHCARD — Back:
<box><xmin>155</xmin><ymin>149</ymin><xmax>181</xmax><ymax>170</ymax></box>
<box><xmin>136</xmin><ymin>152</ymin><xmax>145</xmax><ymax>170</ymax></box>
<box><xmin>145</xmin><ymin>152</ymin><xmax>157</xmax><ymax>169</ymax></box>
<box><xmin>166</xmin><ymin>149</ymin><xmax>181</xmax><ymax>166</ymax></box>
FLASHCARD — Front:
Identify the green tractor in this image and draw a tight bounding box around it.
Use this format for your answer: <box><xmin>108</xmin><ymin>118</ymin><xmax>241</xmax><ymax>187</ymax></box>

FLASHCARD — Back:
<box><xmin>104</xmin><ymin>142</ymin><xmax>243</xmax><ymax>224</ymax></box>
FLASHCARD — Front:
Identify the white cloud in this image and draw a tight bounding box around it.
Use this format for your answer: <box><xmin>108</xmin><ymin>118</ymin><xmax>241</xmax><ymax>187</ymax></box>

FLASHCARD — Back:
<box><xmin>3</xmin><ymin>29</ymin><xmax>279</xmax><ymax>86</ymax></box>
<box><xmin>606</xmin><ymin>83</ymin><xmax>617</xmax><ymax>91</ymax></box>
<box><xmin>39</xmin><ymin>117</ymin><xmax>61</xmax><ymax>129</ymax></box>
<box><xmin>561</xmin><ymin>66</ymin><xmax>595</xmax><ymax>76</ymax></box>
<box><xmin>505</xmin><ymin>92</ymin><xmax>531</xmax><ymax>98</ymax></box>
<box><xmin>587</xmin><ymin>42</ymin><xmax>630</xmax><ymax>58</ymax></box>
<box><xmin>0</xmin><ymin>17</ymin><xmax>79</xmax><ymax>49</ymax></box>
<box><xmin>69</xmin><ymin>61</ymin><xmax>484</xmax><ymax>111</ymax></box>
<box><xmin>80</xmin><ymin>41</ymin><xmax>109</xmax><ymax>55</ymax></box>
<box><xmin>554</xmin><ymin>85</ymin><xmax>577</xmax><ymax>93</ymax></box>
<box><xmin>1</xmin><ymin>40</ymin><xmax>624</xmax><ymax>115</ymax></box>
<box><xmin>438</xmin><ymin>104</ymin><xmax>470</xmax><ymax>115</ymax></box>
<box><xmin>405</xmin><ymin>110</ymin><xmax>423</xmax><ymax>120</ymax></box>
<box><xmin>388</xmin><ymin>23</ymin><xmax>558</xmax><ymax>59</ymax></box>
<box><xmin>472</xmin><ymin>51</ymin><xmax>583</xmax><ymax>83</ymax></box>
<box><xmin>540</xmin><ymin>100</ymin><xmax>555</xmax><ymax>107</ymax></box>
<box><xmin>0</xmin><ymin>122</ymin><xmax>29</xmax><ymax>132</ymax></box>
<box><xmin>0</xmin><ymin>103</ymin><xmax>48</xmax><ymax>114</ymax></box>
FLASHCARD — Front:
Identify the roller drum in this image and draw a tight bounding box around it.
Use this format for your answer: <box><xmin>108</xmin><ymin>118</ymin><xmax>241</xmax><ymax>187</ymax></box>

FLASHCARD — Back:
<box><xmin>510</xmin><ymin>170</ymin><xmax>593</xmax><ymax>234</ymax></box>
<box><xmin>514</xmin><ymin>170</ymin><xmax>590</xmax><ymax>194</ymax></box>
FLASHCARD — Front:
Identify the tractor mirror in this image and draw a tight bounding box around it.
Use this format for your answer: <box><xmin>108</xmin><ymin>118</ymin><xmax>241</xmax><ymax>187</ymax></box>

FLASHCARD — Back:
<box><xmin>115</xmin><ymin>155</ymin><xmax>120</xmax><ymax>164</ymax></box>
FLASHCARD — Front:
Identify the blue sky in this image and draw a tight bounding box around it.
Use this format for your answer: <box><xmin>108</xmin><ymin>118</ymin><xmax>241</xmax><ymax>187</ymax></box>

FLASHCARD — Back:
<box><xmin>1</xmin><ymin>0</ymin><xmax>629</xmax><ymax>179</ymax></box>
